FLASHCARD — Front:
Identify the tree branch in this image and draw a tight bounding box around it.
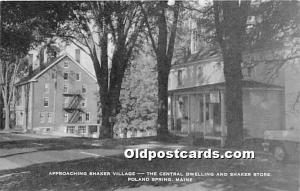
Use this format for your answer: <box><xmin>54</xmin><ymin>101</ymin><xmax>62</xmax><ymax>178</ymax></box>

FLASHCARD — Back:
<box><xmin>181</xmin><ymin>4</ymin><xmax>213</xmax><ymax>14</ymax></box>
<box><xmin>167</xmin><ymin>2</ymin><xmax>180</xmax><ymax>63</ymax></box>
<box><xmin>139</xmin><ymin>2</ymin><xmax>158</xmax><ymax>55</ymax></box>
<box><xmin>213</xmin><ymin>0</ymin><xmax>224</xmax><ymax>47</ymax></box>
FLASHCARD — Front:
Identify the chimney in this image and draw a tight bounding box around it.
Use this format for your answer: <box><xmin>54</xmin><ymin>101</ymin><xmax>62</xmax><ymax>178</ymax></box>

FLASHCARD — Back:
<box><xmin>28</xmin><ymin>54</ymin><xmax>33</xmax><ymax>75</ymax></box>
<box><xmin>75</xmin><ymin>49</ymin><xmax>80</xmax><ymax>63</ymax></box>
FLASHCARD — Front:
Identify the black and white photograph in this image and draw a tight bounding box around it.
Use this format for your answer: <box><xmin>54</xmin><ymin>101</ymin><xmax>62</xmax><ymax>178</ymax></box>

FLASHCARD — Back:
<box><xmin>0</xmin><ymin>0</ymin><xmax>299</xmax><ymax>190</ymax></box>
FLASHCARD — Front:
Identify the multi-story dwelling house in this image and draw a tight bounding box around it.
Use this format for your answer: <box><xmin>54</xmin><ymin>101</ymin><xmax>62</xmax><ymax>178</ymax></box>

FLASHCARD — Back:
<box><xmin>168</xmin><ymin>23</ymin><xmax>299</xmax><ymax>146</ymax></box>
<box><xmin>14</xmin><ymin>49</ymin><xmax>100</xmax><ymax>137</ymax></box>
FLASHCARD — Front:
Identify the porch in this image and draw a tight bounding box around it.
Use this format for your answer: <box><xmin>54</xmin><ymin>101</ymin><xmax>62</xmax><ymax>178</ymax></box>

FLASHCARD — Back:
<box><xmin>169</xmin><ymin>86</ymin><xmax>227</xmax><ymax>147</ymax></box>
<box><xmin>168</xmin><ymin>80</ymin><xmax>284</xmax><ymax>147</ymax></box>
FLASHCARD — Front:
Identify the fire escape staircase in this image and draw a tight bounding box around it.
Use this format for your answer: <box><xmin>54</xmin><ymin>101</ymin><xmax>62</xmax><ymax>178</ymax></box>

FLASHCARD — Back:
<box><xmin>63</xmin><ymin>93</ymin><xmax>85</xmax><ymax>123</ymax></box>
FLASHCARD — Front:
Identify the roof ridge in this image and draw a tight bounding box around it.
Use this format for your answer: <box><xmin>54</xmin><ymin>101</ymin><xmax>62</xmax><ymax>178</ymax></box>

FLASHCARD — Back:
<box><xmin>15</xmin><ymin>54</ymin><xmax>96</xmax><ymax>86</ymax></box>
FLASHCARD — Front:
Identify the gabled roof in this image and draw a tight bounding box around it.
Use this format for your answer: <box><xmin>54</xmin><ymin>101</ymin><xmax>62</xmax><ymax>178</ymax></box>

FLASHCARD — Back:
<box><xmin>172</xmin><ymin>47</ymin><xmax>221</xmax><ymax>68</ymax></box>
<box><xmin>168</xmin><ymin>80</ymin><xmax>283</xmax><ymax>94</ymax></box>
<box><xmin>15</xmin><ymin>54</ymin><xmax>97</xmax><ymax>86</ymax></box>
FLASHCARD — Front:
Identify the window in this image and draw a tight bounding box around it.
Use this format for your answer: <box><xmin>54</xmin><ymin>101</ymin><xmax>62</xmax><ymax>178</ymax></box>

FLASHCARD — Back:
<box><xmin>63</xmin><ymin>84</ymin><xmax>69</xmax><ymax>93</ymax></box>
<box><xmin>76</xmin><ymin>73</ymin><xmax>81</xmax><ymax>81</ymax></box>
<box><xmin>89</xmin><ymin>125</ymin><xmax>98</xmax><ymax>134</ymax></box>
<box><xmin>247</xmin><ymin>66</ymin><xmax>254</xmax><ymax>77</ymax></box>
<box><xmin>191</xmin><ymin>29</ymin><xmax>199</xmax><ymax>53</ymax></box>
<box><xmin>64</xmin><ymin>97</ymin><xmax>69</xmax><ymax>107</ymax></box>
<box><xmin>82</xmin><ymin>84</ymin><xmax>87</xmax><ymax>93</ymax></box>
<box><xmin>82</xmin><ymin>98</ymin><xmax>87</xmax><ymax>107</ymax></box>
<box><xmin>63</xmin><ymin>72</ymin><xmax>69</xmax><ymax>80</ymax></box>
<box><xmin>44</xmin><ymin>97</ymin><xmax>49</xmax><ymax>107</ymax></box>
<box><xmin>78</xmin><ymin>126</ymin><xmax>86</xmax><ymax>134</ymax></box>
<box><xmin>197</xmin><ymin>66</ymin><xmax>203</xmax><ymax>83</ymax></box>
<box><xmin>44</xmin><ymin>83</ymin><xmax>49</xmax><ymax>94</ymax></box>
<box><xmin>66</xmin><ymin>126</ymin><xmax>75</xmax><ymax>133</ymax></box>
<box><xmin>64</xmin><ymin>113</ymin><xmax>69</xmax><ymax>123</ymax></box>
<box><xmin>78</xmin><ymin>114</ymin><xmax>82</xmax><ymax>122</ymax></box>
<box><xmin>40</xmin><ymin>112</ymin><xmax>45</xmax><ymax>123</ymax></box>
<box><xmin>177</xmin><ymin>70</ymin><xmax>183</xmax><ymax>87</ymax></box>
<box><xmin>64</xmin><ymin>62</ymin><xmax>69</xmax><ymax>68</ymax></box>
<box><xmin>86</xmin><ymin>113</ymin><xmax>90</xmax><ymax>122</ymax></box>
<box><xmin>48</xmin><ymin>112</ymin><xmax>53</xmax><ymax>123</ymax></box>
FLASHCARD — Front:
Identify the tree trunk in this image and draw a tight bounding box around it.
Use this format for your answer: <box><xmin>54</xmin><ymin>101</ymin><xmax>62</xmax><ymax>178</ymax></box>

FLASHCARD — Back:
<box><xmin>157</xmin><ymin>60</ymin><xmax>170</xmax><ymax>138</ymax></box>
<box><xmin>4</xmin><ymin>103</ymin><xmax>10</xmax><ymax>131</ymax></box>
<box><xmin>223</xmin><ymin>52</ymin><xmax>243</xmax><ymax>147</ymax></box>
<box><xmin>99</xmin><ymin>96</ymin><xmax>113</xmax><ymax>138</ymax></box>
<box><xmin>213</xmin><ymin>1</ymin><xmax>250</xmax><ymax>147</ymax></box>
<box><xmin>99</xmin><ymin>86</ymin><xmax>122</xmax><ymax>139</ymax></box>
<box><xmin>97</xmin><ymin>39</ymin><xmax>127</xmax><ymax>139</ymax></box>
<box><xmin>155</xmin><ymin>2</ymin><xmax>172</xmax><ymax>138</ymax></box>
<box><xmin>0</xmin><ymin>94</ymin><xmax>3</xmax><ymax>130</ymax></box>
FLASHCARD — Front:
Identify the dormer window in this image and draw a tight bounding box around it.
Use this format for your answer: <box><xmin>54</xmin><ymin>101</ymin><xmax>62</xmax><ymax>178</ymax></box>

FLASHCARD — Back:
<box><xmin>178</xmin><ymin>70</ymin><xmax>183</xmax><ymax>87</ymax></box>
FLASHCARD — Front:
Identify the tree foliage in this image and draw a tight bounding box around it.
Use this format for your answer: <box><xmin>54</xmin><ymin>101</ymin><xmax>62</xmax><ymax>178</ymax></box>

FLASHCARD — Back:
<box><xmin>115</xmin><ymin>48</ymin><xmax>158</xmax><ymax>137</ymax></box>
<box><xmin>58</xmin><ymin>1</ymin><xmax>146</xmax><ymax>138</ymax></box>
<box><xmin>0</xmin><ymin>1</ymin><xmax>73</xmax><ymax>130</ymax></box>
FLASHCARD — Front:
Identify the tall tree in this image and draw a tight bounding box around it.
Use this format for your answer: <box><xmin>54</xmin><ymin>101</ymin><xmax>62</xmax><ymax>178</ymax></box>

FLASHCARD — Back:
<box><xmin>140</xmin><ymin>1</ymin><xmax>180</xmax><ymax>138</ymax></box>
<box><xmin>59</xmin><ymin>2</ymin><xmax>145</xmax><ymax>138</ymax></box>
<box><xmin>0</xmin><ymin>1</ymin><xmax>74</xmax><ymax>131</ymax></box>
<box><xmin>212</xmin><ymin>0</ymin><xmax>299</xmax><ymax>147</ymax></box>
<box><xmin>213</xmin><ymin>1</ymin><xmax>250</xmax><ymax>147</ymax></box>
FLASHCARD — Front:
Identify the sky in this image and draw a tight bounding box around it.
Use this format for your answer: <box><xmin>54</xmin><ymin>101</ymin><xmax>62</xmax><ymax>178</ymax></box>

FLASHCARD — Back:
<box><xmin>29</xmin><ymin>42</ymin><xmax>96</xmax><ymax>76</ymax></box>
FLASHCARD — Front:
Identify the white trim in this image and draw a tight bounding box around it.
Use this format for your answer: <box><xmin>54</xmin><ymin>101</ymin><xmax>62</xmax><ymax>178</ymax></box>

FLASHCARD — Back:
<box><xmin>29</xmin><ymin>54</ymin><xmax>97</xmax><ymax>82</ymax></box>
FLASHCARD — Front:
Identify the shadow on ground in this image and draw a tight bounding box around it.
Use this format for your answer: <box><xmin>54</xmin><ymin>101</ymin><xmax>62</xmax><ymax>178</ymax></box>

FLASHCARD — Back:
<box><xmin>0</xmin><ymin>134</ymin><xmax>299</xmax><ymax>191</ymax></box>
<box><xmin>0</xmin><ymin>148</ymin><xmax>299</xmax><ymax>191</ymax></box>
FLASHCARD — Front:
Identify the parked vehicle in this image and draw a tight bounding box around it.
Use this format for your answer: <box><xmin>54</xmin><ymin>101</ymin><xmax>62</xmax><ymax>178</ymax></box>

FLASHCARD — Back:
<box><xmin>262</xmin><ymin>129</ymin><xmax>299</xmax><ymax>162</ymax></box>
